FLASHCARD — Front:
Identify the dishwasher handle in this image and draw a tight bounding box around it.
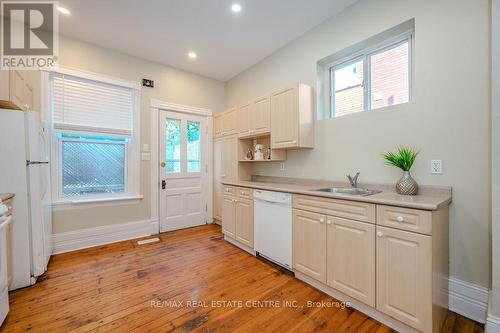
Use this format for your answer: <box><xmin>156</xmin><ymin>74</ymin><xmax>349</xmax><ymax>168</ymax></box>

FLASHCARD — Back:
<box><xmin>253</xmin><ymin>197</ymin><xmax>291</xmax><ymax>207</ymax></box>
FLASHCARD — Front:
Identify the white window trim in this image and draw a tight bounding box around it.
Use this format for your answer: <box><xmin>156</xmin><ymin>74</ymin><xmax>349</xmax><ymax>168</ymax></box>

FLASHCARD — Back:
<box><xmin>42</xmin><ymin>67</ymin><xmax>142</xmax><ymax>207</ymax></box>
<box><xmin>329</xmin><ymin>31</ymin><xmax>414</xmax><ymax>118</ymax></box>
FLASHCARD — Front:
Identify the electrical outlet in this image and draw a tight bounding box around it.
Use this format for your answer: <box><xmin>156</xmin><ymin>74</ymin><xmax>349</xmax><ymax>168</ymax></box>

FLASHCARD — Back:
<box><xmin>431</xmin><ymin>160</ymin><xmax>443</xmax><ymax>174</ymax></box>
<box><xmin>280</xmin><ymin>163</ymin><xmax>286</xmax><ymax>171</ymax></box>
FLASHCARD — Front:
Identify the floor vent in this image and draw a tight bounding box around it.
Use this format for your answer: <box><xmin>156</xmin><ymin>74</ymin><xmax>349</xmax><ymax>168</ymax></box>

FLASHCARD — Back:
<box><xmin>137</xmin><ymin>238</ymin><xmax>160</xmax><ymax>245</ymax></box>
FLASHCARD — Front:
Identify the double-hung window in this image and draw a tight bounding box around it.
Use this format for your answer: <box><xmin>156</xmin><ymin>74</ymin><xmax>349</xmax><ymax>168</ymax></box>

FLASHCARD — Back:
<box><xmin>330</xmin><ymin>33</ymin><xmax>412</xmax><ymax>117</ymax></box>
<box><xmin>50</xmin><ymin>70</ymin><xmax>141</xmax><ymax>203</ymax></box>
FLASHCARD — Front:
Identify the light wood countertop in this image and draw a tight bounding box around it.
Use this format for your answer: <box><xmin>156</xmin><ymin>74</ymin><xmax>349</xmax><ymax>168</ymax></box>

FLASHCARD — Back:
<box><xmin>222</xmin><ymin>176</ymin><xmax>451</xmax><ymax>211</ymax></box>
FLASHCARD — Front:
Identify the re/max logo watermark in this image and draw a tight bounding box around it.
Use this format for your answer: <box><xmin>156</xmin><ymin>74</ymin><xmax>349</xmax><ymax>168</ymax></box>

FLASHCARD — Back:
<box><xmin>1</xmin><ymin>1</ymin><xmax>59</xmax><ymax>70</ymax></box>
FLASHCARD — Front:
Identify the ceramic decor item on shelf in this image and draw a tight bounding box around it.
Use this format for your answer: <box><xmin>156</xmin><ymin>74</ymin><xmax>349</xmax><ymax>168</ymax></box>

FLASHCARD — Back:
<box><xmin>383</xmin><ymin>147</ymin><xmax>419</xmax><ymax>195</ymax></box>
<box><xmin>254</xmin><ymin>144</ymin><xmax>264</xmax><ymax>160</ymax></box>
<box><xmin>245</xmin><ymin>148</ymin><xmax>254</xmax><ymax>160</ymax></box>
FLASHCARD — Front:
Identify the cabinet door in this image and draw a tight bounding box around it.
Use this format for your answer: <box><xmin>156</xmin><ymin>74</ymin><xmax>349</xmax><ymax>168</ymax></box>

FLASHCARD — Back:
<box><xmin>222</xmin><ymin>196</ymin><xmax>236</xmax><ymax>238</ymax></box>
<box><xmin>237</xmin><ymin>103</ymin><xmax>251</xmax><ymax>136</ymax></box>
<box><xmin>221</xmin><ymin>137</ymin><xmax>237</xmax><ymax>181</ymax></box>
<box><xmin>235</xmin><ymin>198</ymin><xmax>253</xmax><ymax>248</ymax></box>
<box><xmin>251</xmin><ymin>96</ymin><xmax>270</xmax><ymax>134</ymax></box>
<box><xmin>10</xmin><ymin>70</ymin><xmax>25</xmax><ymax>109</ymax></box>
<box><xmin>223</xmin><ymin>108</ymin><xmax>237</xmax><ymax>136</ymax></box>
<box><xmin>221</xmin><ymin>137</ymin><xmax>236</xmax><ymax>181</ymax></box>
<box><xmin>376</xmin><ymin>226</ymin><xmax>432</xmax><ymax>332</ymax></box>
<box><xmin>292</xmin><ymin>209</ymin><xmax>327</xmax><ymax>283</ymax></box>
<box><xmin>271</xmin><ymin>86</ymin><xmax>298</xmax><ymax>149</ymax></box>
<box><xmin>214</xmin><ymin>115</ymin><xmax>224</xmax><ymax>138</ymax></box>
<box><xmin>213</xmin><ymin>140</ymin><xmax>223</xmax><ymax>220</ymax></box>
<box><xmin>327</xmin><ymin>217</ymin><xmax>375</xmax><ymax>306</ymax></box>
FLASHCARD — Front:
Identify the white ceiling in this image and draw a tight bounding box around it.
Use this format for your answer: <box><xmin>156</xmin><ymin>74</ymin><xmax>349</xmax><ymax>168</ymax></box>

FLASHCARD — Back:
<box><xmin>57</xmin><ymin>0</ymin><xmax>356</xmax><ymax>81</ymax></box>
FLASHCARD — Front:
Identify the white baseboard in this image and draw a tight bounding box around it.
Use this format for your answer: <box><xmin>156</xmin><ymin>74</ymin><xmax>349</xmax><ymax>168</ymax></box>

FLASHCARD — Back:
<box><xmin>486</xmin><ymin>314</ymin><xmax>500</xmax><ymax>333</ymax></box>
<box><xmin>448</xmin><ymin>276</ymin><xmax>489</xmax><ymax>324</ymax></box>
<box><xmin>53</xmin><ymin>219</ymin><xmax>159</xmax><ymax>254</ymax></box>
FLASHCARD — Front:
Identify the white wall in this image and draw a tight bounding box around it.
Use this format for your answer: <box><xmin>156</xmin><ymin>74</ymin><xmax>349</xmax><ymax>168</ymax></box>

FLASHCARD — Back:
<box><xmin>489</xmin><ymin>0</ymin><xmax>500</xmax><ymax>324</ymax></box>
<box><xmin>53</xmin><ymin>36</ymin><xmax>225</xmax><ymax>234</ymax></box>
<box><xmin>225</xmin><ymin>0</ymin><xmax>491</xmax><ymax>288</ymax></box>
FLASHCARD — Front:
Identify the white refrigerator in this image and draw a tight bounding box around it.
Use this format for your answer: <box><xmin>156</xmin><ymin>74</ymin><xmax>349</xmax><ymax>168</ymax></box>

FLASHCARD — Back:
<box><xmin>0</xmin><ymin>109</ymin><xmax>53</xmax><ymax>290</ymax></box>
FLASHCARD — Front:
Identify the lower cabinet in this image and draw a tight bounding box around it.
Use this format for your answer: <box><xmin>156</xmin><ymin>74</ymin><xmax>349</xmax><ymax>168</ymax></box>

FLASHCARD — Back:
<box><xmin>222</xmin><ymin>189</ymin><xmax>254</xmax><ymax>248</ymax></box>
<box><xmin>327</xmin><ymin>217</ymin><xmax>375</xmax><ymax>307</ymax></box>
<box><xmin>376</xmin><ymin>226</ymin><xmax>432</xmax><ymax>332</ymax></box>
<box><xmin>292</xmin><ymin>196</ymin><xmax>448</xmax><ymax>333</ymax></box>
<box><xmin>222</xmin><ymin>196</ymin><xmax>236</xmax><ymax>238</ymax></box>
<box><xmin>235</xmin><ymin>198</ymin><xmax>254</xmax><ymax>247</ymax></box>
<box><xmin>292</xmin><ymin>209</ymin><xmax>327</xmax><ymax>283</ymax></box>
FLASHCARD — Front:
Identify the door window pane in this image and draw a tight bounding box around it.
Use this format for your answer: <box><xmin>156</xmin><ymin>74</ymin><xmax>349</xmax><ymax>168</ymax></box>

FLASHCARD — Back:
<box><xmin>332</xmin><ymin>58</ymin><xmax>364</xmax><ymax>117</ymax></box>
<box><xmin>166</xmin><ymin>119</ymin><xmax>181</xmax><ymax>173</ymax></box>
<box><xmin>369</xmin><ymin>41</ymin><xmax>410</xmax><ymax>110</ymax></box>
<box><xmin>187</xmin><ymin>121</ymin><xmax>201</xmax><ymax>173</ymax></box>
<box><xmin>62</xmin><ymin>135</ymin><xmax>126</xmax><ymax>196</ymax></box>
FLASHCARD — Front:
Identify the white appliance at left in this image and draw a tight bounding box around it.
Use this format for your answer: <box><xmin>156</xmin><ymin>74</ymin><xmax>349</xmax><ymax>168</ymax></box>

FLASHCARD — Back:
<box><xmin>0</xmin><ymin>109</ymin><xmax>53</xmax><ymax>290</ymax></box>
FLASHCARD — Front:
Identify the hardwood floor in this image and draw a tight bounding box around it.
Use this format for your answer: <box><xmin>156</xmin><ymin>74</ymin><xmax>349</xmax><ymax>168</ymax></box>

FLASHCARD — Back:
<box><xmin>1</xmin><ymin>224</ymin><xmax>483</xmax><ymax>333</ymax></box>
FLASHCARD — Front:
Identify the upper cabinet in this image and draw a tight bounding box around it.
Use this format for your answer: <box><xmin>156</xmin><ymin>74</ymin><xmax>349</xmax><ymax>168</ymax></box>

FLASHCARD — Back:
<box><xmin>222</xmin><ymin>107</ymin><xmax>237</xmax><ymax>136</ymax></box>
<box><xmin>0</xmin><ymin>70</ymin><xmax>35</xmax><ymax>111</ymax></box>
<box><xmin>237</xmin><ymin>103</ymin><xmax>251</xmax><ymax>136</ymax></box>
<box><xmin>270</xmin><ymin>83</ymin><xmax>314</xmax><ymax>149</ymax></box>
<box><xmin>250</xmin><ymin>96</ymin><xmax>270</xmax><ymax>135</ymax></box>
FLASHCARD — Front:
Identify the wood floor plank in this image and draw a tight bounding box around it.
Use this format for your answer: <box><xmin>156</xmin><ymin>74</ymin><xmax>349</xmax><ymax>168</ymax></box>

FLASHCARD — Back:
<box><xmin>0</xmin><ymin>224</ymin><xmax>484</xmax><ymax>333</ymax></box>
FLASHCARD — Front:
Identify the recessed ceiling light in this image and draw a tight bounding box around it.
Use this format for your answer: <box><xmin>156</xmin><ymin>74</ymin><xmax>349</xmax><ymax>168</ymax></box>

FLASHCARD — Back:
<box><xmin>231</xmin><ymin>4</ymin><xmax>242</xmax><ymax>13</ymax></box>
<box><xmin>188</xmin><ymin>51</ymin><xmax>197</xmax><ymax>59</ymax></box>
<box><xmin>58</xmin><ymin>6</ymin><xmax>71</xmax><ymax>15</ymax></box>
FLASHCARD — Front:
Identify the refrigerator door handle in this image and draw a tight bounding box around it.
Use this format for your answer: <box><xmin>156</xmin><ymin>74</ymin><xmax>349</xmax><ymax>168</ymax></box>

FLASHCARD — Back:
<box><xmin>26</xmin><ymin>160</ymin><xmax>49</xmax><ymax>166</ymax></box>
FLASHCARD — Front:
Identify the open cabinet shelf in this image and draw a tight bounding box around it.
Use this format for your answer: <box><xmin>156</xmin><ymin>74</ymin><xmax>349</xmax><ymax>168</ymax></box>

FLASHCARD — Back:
<box><xmin>237</xmin><ymin>135</ymin><xmax>286</xmax><ymax>163</ymax></box>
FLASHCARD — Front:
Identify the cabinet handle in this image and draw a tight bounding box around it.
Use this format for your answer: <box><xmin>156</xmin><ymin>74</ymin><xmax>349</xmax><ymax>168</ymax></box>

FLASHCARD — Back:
<box><xmin>396</xmin><ymin>216</ymin><xmax>404</xmax><ymax>222</ymax></box>
<box><xmin>319</xmin><ymin>218</ymin><xmax>325</xmax><ymax>224</ymax></box>
<box><xmin>326</xmin><ymin>220</ymin><xmax>332</xmax><ymax>225</ymax></box>
<box><xmin>377</xmin><ymin>231</ymin><xmax>384</xmax><ymax>238</ymax></box>
<box><xmin>292</xmin><ymin>140</ymin><xmax>297</xmax><ymax>144</ymax></box>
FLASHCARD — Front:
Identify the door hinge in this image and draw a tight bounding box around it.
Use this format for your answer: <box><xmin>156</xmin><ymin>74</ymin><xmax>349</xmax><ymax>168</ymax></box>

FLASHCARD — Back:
<box><xmin>206</xmin><ymin>204</ymin><xmax>208</xmax><ymax>212</ymax></box>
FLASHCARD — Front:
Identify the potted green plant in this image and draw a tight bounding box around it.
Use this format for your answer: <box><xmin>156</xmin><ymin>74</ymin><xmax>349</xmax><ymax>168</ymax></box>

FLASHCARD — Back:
<box><xmin>383</xmin><ymin>147</ymin><xmax>419</xmax><ymax>195</ymax></box>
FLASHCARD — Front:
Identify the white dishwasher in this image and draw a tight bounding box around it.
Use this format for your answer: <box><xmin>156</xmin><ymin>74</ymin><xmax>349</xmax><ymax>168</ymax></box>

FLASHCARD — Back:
<box><xmin>253</xmin><ymin>190</ymin><xmax>292</xmax><ymax>270</ymax></box>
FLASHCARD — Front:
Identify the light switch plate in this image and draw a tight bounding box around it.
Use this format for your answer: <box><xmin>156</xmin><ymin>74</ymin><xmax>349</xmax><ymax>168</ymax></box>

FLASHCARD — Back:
<box><xmin>431</xmin><ymin>160</ymin><xmax>443</xmax><ymax>174</ymax></box>
<box><xmin>142</xmin><ymin>144</ymin><xmax>150</xmax><ymax>152</ymax></box>
<box><xmin>141</xmin><ymin>152</ymin><xmax>151</xmax><ymax>161</ymax></box>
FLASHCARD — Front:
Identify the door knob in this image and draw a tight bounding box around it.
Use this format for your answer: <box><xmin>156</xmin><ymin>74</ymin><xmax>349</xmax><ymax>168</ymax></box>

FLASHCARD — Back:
<box><xmin>396</xmin><ymin>216</ymin><xmax>404</xmax><ymax>222</ymax></box>
<box><xmin>319</xmin><ymin>218</ymin><xmax>325</xmax><ymax>224</ymax></box>
<box><xmin>326</xmin><ymin>220</ymin><xmax>332</xmax><ymax>225</ymax></box>
<box><xmin>160</xmin><ymin>161</ymin><xmax>166</xmax><ymax>168</ymax></box>
<box><xmin>377</xmin><ymin>231</ymin><xmax>384</xmax><ymax>238</ymax></box>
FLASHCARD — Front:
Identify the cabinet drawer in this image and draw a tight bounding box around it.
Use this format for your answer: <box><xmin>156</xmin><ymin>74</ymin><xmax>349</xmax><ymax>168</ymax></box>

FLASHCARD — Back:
<box><xmin>377</xmin><ymin>205</ymin><xmax>432</xmax><ymax>235</ymax></box>
<box><xmin>236</xmin><ymin>187</ymin><xmax>253</xmax><ymax>199</ymax></box>
<box><xmin>293</xmin><ymin>195</ymin><xmax>375</xmax><ymax>223</ymax></box>
<box><xmin>223</xmin><ymin>186</ymin><xmax>236</xmax><ymax>195</ymax></box>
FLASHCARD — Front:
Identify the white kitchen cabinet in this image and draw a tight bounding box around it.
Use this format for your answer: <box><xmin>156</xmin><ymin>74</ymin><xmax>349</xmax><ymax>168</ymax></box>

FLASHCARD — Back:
<box><xmin>292</xmin><ymin>208</ymin><xmax>326</xmax><ymax>283</ymax></box>
<box><xmin>327</xmin><ymin>216</ymin><xmax>375</xmax><ymax>307</ymax></box>
<box><xmin>0</xmin><ymin>70</ymin><xmax>34</xmax><ymax>111</ymax></box>
<box><xmin>376</xmin><ymin>226</ymin><xmax>432</xmax><ymax>332</ymax></box>
<box><xmin>270</xmin><ymin>83</ymin><xmax>314</xmax><ymax>149</ymax></box>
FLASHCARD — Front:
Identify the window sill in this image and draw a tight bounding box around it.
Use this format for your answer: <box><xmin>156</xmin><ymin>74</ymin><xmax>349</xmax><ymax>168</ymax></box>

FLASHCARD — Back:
<box><xmin>52</xmin><ymin>195</ymin><xmax>143</xmax><ymax>211</ymax></box>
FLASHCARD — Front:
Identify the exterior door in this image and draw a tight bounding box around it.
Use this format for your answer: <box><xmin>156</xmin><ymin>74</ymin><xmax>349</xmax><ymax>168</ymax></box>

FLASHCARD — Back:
<box><xmin>292</xmin><ymin>209</ymin><xmax>327</xmax><ymax>283</ymax></box>
<box><xmin>159</xmin><ymin>111</ymin><xmax>208</xmax><ymax>232</ymax></box>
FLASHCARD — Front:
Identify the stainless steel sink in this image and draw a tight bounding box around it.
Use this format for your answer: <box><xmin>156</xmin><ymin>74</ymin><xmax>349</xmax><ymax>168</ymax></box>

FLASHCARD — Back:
<box><xmin>312</xmin><ymin>187</ymin><xmax>381</xmax><ymax>196</ymax></box>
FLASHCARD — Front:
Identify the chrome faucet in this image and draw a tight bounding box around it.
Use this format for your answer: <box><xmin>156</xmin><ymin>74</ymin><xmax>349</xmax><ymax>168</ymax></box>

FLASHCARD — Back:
<box><xmin>347</xmin><ymin>172</ymin><xmax>360</xmax><ymax>188</ymax></box>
